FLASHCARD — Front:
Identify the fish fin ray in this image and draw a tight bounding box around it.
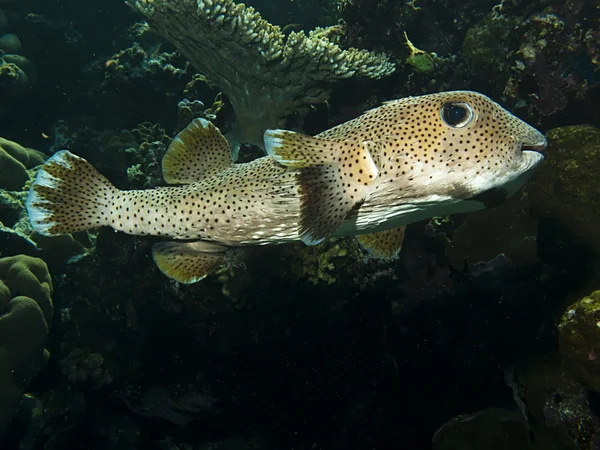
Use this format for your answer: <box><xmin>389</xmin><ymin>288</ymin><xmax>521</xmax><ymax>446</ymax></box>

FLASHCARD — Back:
<box><xmin>152</xmin><ymin>241</ymin><xmax>226</xmax><ymax>283</ymax></box>
<box><xmin>356</xmin><ymin>226</ymin><xmax>406</xmax><ymax>259</ymax></box>
<box><xmin>26</xmin><ymin>150</ymin><xmax>116</xmax><ymax>236</ymax></box>
<box><xmin>264</xmin><ymin>129</ymin><xmax>341</xmax><ymax>168</ymax></box>
<box><xmin>162</xmin><ymin>118</ymin><xmax>233</xmax><ymax>184</ymax></box>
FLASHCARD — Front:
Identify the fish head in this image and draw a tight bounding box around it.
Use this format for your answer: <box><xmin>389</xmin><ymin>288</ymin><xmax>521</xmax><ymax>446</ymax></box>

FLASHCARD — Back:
<box><xmin>385</xmin><ymin>90</ymin><xmax>546</xmax><ymax>209</ymax></box>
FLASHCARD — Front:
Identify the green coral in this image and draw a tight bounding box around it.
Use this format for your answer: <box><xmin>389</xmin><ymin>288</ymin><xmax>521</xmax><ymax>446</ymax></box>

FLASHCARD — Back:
<box><xmin>0</xmin><ymin>255</ymin><xmax>53</xmax><ymax>437</ymax></box>
<box><xmin>528</xmin><ymin>126</ymin><xmax>600</xmax><ymax>254</ymax></box>
<box><xmin>0</xmin><ymin>137</ymin><xmax>46</xmax><ymax>191</ymax></box>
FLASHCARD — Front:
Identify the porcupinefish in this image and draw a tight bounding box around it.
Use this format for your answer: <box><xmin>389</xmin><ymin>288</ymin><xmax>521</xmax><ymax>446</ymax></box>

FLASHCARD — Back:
<box><xmin>26</xmin><ymin>91</ymin><xmax>546</xmax><ymax>283</ymax></box>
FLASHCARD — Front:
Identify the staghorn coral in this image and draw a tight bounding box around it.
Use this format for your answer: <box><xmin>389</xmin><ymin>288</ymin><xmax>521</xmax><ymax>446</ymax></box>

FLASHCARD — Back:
<box><xmin>0</xmin><ymin>255</ymin><xmax>53</xmax><ymax>437</ymax></box>
<box><xmin>127</xmin><ymin>0</ymin><xmax>395</xmax><ymax>158</ymax></box>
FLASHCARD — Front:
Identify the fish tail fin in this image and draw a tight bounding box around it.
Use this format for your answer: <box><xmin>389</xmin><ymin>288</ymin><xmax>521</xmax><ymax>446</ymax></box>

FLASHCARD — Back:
<box><xmin>26</xmin><ymin>150</ymin><xmax>117</xmax><ymax>236</ymax></box>
<box><xmin>264</xmin><ymin>129</ymin><xmax>379</xmax><ymax>245</ymax></box>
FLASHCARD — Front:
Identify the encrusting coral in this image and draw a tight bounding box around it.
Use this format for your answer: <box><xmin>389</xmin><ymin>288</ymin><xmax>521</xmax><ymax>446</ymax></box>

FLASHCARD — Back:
<box><xmin>0</xmin><ymin>255</ymin><xmax>53</xmax><ymax>437</ymax></box>
<box><xmin>127</xmin><ymin>0</ymin><xmax>395</xmax><ymax>158</ymax></box>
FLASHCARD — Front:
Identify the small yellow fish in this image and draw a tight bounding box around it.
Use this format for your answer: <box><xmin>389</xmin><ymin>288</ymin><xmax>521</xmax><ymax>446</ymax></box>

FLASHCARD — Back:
<box><xmin>26</xmin><ymin>91</ymin><xmax>545</xmax><ymax>283</ymax></box>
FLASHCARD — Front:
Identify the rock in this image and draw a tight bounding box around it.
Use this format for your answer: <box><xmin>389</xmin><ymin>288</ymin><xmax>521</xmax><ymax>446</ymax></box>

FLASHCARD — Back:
<box><xmin>432</xmin><ymin>407</ymin><xmax>530</xmax><ymax>450</ymax></box>
<box><xmin>559</xmin><ymin>290</ymin><xmax>600</xmax><ymax>392</ymax></box>
<box><xmin>528</xmin><ymin>126</ymin><xmax>600</xmax><ymax>254</ymax></box>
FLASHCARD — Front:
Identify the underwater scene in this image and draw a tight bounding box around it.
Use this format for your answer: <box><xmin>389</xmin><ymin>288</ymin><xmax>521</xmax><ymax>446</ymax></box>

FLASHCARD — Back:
<box><xmin>1</xmin><ymin>0</ymin><xmax>600</xmax><ymax>448</ymax></box>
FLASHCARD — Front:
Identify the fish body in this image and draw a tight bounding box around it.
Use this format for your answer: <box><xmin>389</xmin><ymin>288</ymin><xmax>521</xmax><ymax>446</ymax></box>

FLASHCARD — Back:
<box><xmin>27</xmin><ymin>91</ymin><xmax>546</xmax><ymax>283</ymax></box>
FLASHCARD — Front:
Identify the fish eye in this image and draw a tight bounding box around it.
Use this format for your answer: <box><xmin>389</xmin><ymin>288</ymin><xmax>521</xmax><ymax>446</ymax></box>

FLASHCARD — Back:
<box><xmin>440</xmin><ymin>102</ymin><xmax>474</xmax><ymax>128</ymax></box>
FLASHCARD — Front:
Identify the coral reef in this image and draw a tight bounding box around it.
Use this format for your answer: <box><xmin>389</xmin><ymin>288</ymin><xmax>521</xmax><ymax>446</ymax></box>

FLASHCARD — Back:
<box><xmin>338</xmin><ymin>0</ymin><xmax>499</xmax><ymax>58</ymax></box>
<box><xmin>0</xmin><ymin>255</ymin><xmax>53</xmax><ymax>437</ymax></box>
<box><xmin>503</xmin><ymin>1</ymin><xmax>600</xmax><ymax>118</ymax></box>
<box><xmin>519</xmin><ymin>357</ymin><xmax>600</xmax><ymax>450</ymax></box>
<box><xmin>459</xmin><ymin>1</ymin><xmax>600</xmax><ymax>122</ymax></box>
<box><xmin>127</xmin><ymin>0</ymin><xmax>395</xmax><ymax>157</ymax></box>
<box><xmin>559</xmin><ymin>291</ymin><xmax>600</xmax><ymax>392</ymax></box>
<box><xmin>528</xmin><ymin>126</ymin><xmax>600</xmax><ymax>254</ymax></box>
<box><xmin>0</xmin><ymin>8</ymin><xmax>36</xmax><ymax>108</ymax></box>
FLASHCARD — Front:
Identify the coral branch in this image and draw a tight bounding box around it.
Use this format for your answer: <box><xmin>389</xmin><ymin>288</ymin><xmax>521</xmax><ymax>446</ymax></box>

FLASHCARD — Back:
<box><xmin>127</xmin><ymin>0</ymin><xmax>395</xmax><ymax>155</ymax></box>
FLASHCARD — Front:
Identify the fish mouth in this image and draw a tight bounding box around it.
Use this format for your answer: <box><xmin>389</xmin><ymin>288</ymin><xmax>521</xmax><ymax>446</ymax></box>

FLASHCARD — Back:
<box><xmin>521</xmin><ymin>131</ymin><xmax>547</xmax><ymax>153</ymax></box>
<box><xmin>520</xmin><ymin>130</ymin><xmax>546</xmax><ymax>171</ymax></box>
<box><xmin>521</xmin><ymin>149</ymin><xmax>545</xmax><ymax>171</ymax></box>
<box><xmin>465</xmin><ymin>146</ymin><xmax>545</xmax><ymax>209</ymax></box>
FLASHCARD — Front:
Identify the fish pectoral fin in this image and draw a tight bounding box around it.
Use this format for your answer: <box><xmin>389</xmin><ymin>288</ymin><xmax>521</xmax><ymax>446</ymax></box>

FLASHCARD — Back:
<box><xmin>152</xmin><ymin>241</ymin><xmax>227</xmax><ymax>284</ymax></box>
<box><xmin>264</xmin><ymin>129</ymin><xmax>380</xmax><ymax>245</ymax></box>
<box><xmin>356</xmin><ymin>226</ymin><xmax>406</xmax><ymax>259</ymax></box>
<box><xmin>162</xmin><ymin>118</ymin><xmax>233</xmax><ymax>185</ymax></box>
<box><xmin>296</xmin><ymin>165</ymin><xmax>363</xmax><ymax>245</ymax></box>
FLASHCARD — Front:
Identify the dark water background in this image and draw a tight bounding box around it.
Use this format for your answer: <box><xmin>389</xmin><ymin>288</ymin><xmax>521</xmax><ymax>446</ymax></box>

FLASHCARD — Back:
<box><xmin>1</xmin><ymin>0</ymin><xmax>599</xmax><ymax>449</ymax></box>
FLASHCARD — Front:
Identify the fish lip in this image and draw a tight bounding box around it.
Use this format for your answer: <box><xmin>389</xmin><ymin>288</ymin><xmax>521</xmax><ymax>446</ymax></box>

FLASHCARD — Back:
<box><xmin>521</xmin><ymin>134</ymin><xmax>547</xmax><ymax>152</ymax></box>
<box><xmin>522</xmin><ymin>142</ymin><xmax>547</xmax><ymax>152</ymax></box>
<box><xmin>521</xmin><ymin>149</ymin><xmax>545</xmax><ymax>169</ymax></box>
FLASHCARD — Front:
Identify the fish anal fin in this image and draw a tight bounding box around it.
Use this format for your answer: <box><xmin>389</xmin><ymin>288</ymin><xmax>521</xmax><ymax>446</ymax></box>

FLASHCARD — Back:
<box><xmin>152</xmin><ymin>241</ymin><xmax>226</xmax><ymax>284</ymax></box>
<box><xmin>356</xmin><ymin>226</ymin><xmax>406</xmax><ymax>259</ymax></box>
<box><xmin>162</xmin><ymin>118</ymin><xmax>233</xmax><ymax>185</ymax></box>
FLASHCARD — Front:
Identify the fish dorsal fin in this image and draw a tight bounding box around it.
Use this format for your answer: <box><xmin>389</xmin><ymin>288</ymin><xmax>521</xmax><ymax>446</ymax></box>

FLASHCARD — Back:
<box><xmin>162</xmin><ymin>118</ymin><xmax>233</xmax><ymax>184</ymax></box>
<box><xmin>152</xmin><ymin>240</ymin><xmax>227</xmax><ymax>283</ymax></box>
<box><xmin>264</xmin><ymin>129</ymin><xmax>379</xmax><ymax>245</ymax></box>
<box><xmin>356</xmin><ymin>226</ymin><xmax>406</xmax><ymax>260</ymax></box>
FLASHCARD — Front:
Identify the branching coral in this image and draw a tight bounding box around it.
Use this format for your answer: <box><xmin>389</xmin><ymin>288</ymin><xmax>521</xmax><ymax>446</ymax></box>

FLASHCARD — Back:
<box><xmin>127</xmin><ymin>0</ymin><xmax>395</xmax><ymax>158</ymax></box>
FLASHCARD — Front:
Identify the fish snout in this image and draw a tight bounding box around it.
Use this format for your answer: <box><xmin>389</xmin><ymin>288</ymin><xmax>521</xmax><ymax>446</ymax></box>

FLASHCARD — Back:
<box><xmin>520</xmin><ymin>128</ymin><xmax>548</xmax><ymax>153</ymax></box>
